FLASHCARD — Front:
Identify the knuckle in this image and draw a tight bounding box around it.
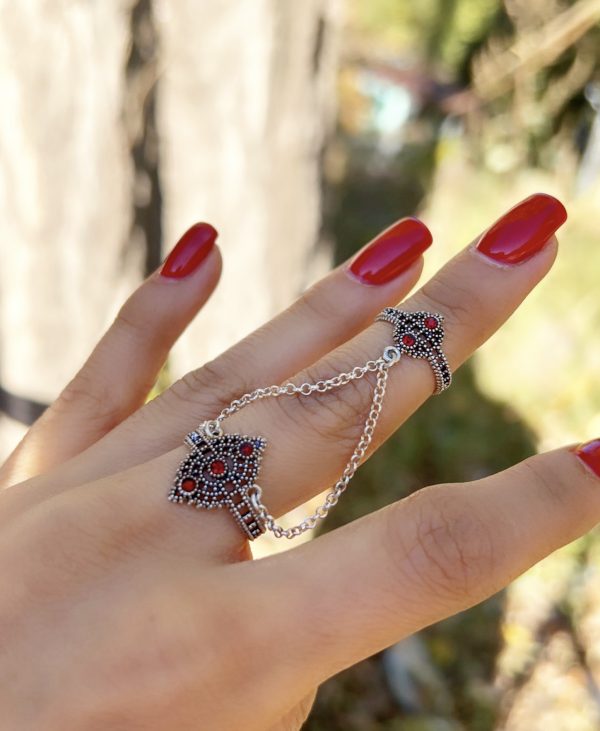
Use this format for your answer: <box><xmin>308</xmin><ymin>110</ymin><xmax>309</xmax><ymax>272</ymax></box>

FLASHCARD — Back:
<box><xmin>181</xmin><ymin>359</ymin><xmax>229</xmax><ymax>397</ymax></box>
<box><xmin>297</xmin><ymin>281</ymin><xmax>339</xmax><ymax>323</ymax></box>
<box><xmin>389</xmin><ymin>486</ymin><xmax>497</xmax><ymax>604</ymax></box>
<box><xmin>516</xmin><ymin>452</ymin><xmax>600</xmax><ymax>537</ymax></box>
<box><xmin>114</xmin><ymin>300</ymin><xmax>146</xmax><ymax>343</ymax></box>
<box><xmin>419</xmin><ymin>274</ymin><xmax>485</xmax><ymax>334</ymax></box>
<box><xmin>519</xmin><ymin>457</ymin><xmax>570</xmax><ymax>508</ymax></box>
<box><xmin>189</xmin><ymin>586</ymin><xmax>266</xmax><ymax>683</ymax></box>
<box><xmin>120</xmin><ymin>585</ymin><xmax>205</xmax><ymax>685</ymax></box>
<box><xmin>54</xmin><ymin>373</ymin><xmax>121</xmax><ymax>427</ymax></box>
<box><xmin>275</xmin><ymin>360</ymin><xmax>373</xmax><ymax>452</ymax></box>
<box><xmin>166</xmin><ymin>357</ymin><xmax>244</xmax><ymax>414</ymax></box>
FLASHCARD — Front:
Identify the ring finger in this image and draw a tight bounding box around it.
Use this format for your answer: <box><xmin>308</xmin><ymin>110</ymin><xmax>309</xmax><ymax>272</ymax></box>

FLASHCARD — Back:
<box><xmin>3</xmin><ymin>217</ymin><xmax>430</xmax><ymax>516</ymax></box>
<box><xmin>244</xmin><ymin>192</ymin><xmax>566</xmax><ymax>520</ymax></box>
<box><xmin>57</xmin><ymin>193</ymin><xmax>568</xmax><ymax>559</ymax></box>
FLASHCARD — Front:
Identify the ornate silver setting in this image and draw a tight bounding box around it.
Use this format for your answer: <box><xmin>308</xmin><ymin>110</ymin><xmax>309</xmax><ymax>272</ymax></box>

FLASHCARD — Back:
<box><xmin>169</xmin><ymin>308</ymin><xmax>452</xmax><ymax>540</ymax></box>
<box><xmin>376</xmin><ymin>308</ymin><xmax>452</xmax><ymax>393</ymax></box>
<box><xmin>168</xmin><ymin>430</ymin><xmax>267</xmax><ymax>539</ymax></box>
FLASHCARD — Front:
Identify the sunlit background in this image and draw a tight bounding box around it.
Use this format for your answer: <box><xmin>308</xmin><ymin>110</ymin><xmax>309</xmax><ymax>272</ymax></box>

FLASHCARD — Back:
<box><xmin>1</xmin><ymin>1</ymin><xmax>600</xmax><ymax>729</ymax></box>
<box><xmin>311</xmin><ymin>2</ymin><xmax>600</xmax><ymax>729</ymax></box>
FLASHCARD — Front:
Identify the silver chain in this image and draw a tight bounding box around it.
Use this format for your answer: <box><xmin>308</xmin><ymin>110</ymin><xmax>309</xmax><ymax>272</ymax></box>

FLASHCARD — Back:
<box><xmin>202</xmin><ymin>345</ymin><xmax>401</xmax><ymax>539</ymax></box>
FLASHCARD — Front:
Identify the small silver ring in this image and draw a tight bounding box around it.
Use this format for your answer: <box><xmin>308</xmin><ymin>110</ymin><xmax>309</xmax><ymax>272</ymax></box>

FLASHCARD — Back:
<box><xmin>382</xmin><ymin>345</ymin><xmax>402</xmax><ymax>364</ymax></box>
<box><xmin>376</xmin><ymin>308</ymin><xmax>452</xmax><ymax>394</ymax></box>
<box><xmin>202</xmin><ymin>420</ymin><xmax>223</xmax><ymax>439</ymax></box>
<box><xmin>248</xmin><ymin>485</ymin><xmax>263</xmax><ymax>511</ymax></box>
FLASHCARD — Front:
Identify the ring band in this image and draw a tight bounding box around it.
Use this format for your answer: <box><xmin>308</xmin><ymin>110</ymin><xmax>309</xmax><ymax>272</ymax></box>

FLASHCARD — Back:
<box><xmin>376</xmin><ymin>308</ymin><xmax>452</xmax><ymax>394</ymax></box>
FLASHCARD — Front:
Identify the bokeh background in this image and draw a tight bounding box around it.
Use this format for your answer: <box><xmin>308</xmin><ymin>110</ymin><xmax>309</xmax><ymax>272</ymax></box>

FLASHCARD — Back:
<box><xmin>1</xmin><ymin>1</ymin><xmax>600</xmax><ymax>729</ymax></box>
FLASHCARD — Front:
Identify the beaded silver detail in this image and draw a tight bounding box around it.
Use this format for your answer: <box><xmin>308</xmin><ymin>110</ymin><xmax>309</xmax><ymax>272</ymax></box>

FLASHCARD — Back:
<box><xmin>169</xmin><ymin>309</ymin><xmax>452</xmax><ymax>540</ymax></box>
<box><xmin>376</xmin><ymin>308</ymin><xmax>452</xmax><ymax>394</ymax></box>
<box><xmin>168</xmin><ymin>431</ymin><xmax>267</xmax><ymax>539</ymax></box>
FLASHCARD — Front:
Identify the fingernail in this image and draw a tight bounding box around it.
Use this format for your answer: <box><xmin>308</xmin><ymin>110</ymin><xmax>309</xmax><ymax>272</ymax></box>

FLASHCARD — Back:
<box><xmin>476</xmin><ymin>193</ymin><xmax>567</xmax><ymax>265</ymax></box>
<box><xmin>575</xmin><ymin>439</ymin><xmax>600</xmax><ymax>478</ymax></box>
<box><xmin>348</xmin><ymin>217</ymin><xmax>432</xmax><ymax>285</ymax></box>
<box><xmin>160</xmin><ymin>223</ymin><xmax>218</xmax><ymax>279</ymax></box>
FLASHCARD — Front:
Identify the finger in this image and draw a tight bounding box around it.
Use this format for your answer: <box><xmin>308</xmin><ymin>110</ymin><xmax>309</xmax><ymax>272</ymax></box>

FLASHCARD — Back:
<box><xmin>50</xmin><ymin>194</ymin><xmax>564</xmax><ymax>550</ymax></box>
<box><xmin>13</xmin><ymin>194</ymin><xmax>568</xmax><ymax>557</ymax></box>
<box><xmin>1</xmin><ymin>223</ymin><xmax>221</xmax><ymax>485</ymax></box>
<box><xmin>5</xmin><ymin>218</ymin><xmax>430</xmax><ymax>507</ymax></box>
<box><xmin>8</xmin><ymin>196</ymin><xmax>564</xmax><ymax>554</ymax></box>
<box><xmin>219</xmin><ymin>193</ymin><xmax>567</xmax><ymax>520</ymax></box>
<box><xmin>87</xmin><ymin>216</ymin><xmax>429</xmax><ymax>460</ymax></box>
<box><xmin>249</xmin><ymin>442</ymin><xmax>600</xmax><ymax>684</ymax></box>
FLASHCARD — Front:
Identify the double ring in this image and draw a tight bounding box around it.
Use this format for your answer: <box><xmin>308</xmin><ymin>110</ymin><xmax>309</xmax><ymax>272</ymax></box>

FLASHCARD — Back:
<box><xmin>169</xmin><ymin>307</ymin><xmax>453</xmax><ymax>541</ymax></box>
<box><xmin>376</xmin><ymin>308</ymin><xmax>452</xmax><ymax>394</ymax></box>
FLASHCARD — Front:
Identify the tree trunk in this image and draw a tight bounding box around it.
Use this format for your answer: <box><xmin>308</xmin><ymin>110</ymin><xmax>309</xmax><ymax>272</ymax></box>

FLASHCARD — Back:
<box><xmin>155</xmin><ymin>0</ymin><xmax>339</xmax><ymax>373</ymax></box>
<box><xmin>0</xmin><ymin>0</ymin><xmax>340</xmax><ymax>460</ymax></box>
<box><xmin>0</xmin><ymin>1</ymin><xmax>139</xmax><ymax>458</ymax></box>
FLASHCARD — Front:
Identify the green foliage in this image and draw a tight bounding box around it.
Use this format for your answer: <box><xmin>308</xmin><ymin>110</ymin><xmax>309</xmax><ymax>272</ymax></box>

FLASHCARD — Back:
<box><xmin>311</xmin><ymin>1</ymin><xmax>600</xmax><ymax>727</ymax></box>
<box><xmin>305</xmin><ymin>362</ymin><xmax>534</xmax><ymax>729</ymax></box>
<box><xmin>349</xmin><ymin>0</ymin><xmax>501</xmax><ymax>74</ymax></box>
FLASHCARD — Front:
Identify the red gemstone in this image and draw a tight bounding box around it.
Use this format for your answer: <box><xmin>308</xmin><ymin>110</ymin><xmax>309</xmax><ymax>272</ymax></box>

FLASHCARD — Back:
<box><xmin>181</xmin><ymin>478</ymin><xmax>196</xmax><ymax>492</ymax></box>
<box><xmin>424</xmin><ymin>316</ymin><xmax>438</xmax><ymax>329</ymax></box>
<box><xmin>240</xmin><ymin>442</ymin><xmax>254</xmax><ymax>457</ymax></box>
<box><xmin>401</xmin><ymin>333</ymin><xmax>416</xmax><ymax>347</ymax></box>
<box><xmin>210</xmin><ymin>459</ymin><xmax>226</xmax><ymax>476</ymax></box>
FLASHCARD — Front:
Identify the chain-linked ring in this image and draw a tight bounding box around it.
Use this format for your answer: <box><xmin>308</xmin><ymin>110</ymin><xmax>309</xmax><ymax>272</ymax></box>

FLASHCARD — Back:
<box><xmin>376</xmin><ymin>308</ymin><xmax>452</xmax><ymax>394</ymax></box>
<box><xmin>168</xmin><ymin>308</ymin><xmax>453</xmax><ymax>540</ymax></box>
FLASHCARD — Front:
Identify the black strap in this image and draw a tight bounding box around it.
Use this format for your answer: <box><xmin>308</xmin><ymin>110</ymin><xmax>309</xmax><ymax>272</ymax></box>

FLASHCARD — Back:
<box><xmin>0</xmin><ymin>385</ymin><xmax>48</xmax><ymax>426</ymax></box>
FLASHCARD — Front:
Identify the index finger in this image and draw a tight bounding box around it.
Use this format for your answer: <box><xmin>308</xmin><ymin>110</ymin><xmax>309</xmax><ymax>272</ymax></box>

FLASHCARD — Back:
<box><xmin>246</xmin><ymin>443</ymin><xmax>600</xmax><ymax>684</ymax></box>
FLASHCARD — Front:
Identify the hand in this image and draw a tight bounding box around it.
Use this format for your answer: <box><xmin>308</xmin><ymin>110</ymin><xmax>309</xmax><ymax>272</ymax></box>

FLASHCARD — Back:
<box><xmin>1</xmin><ymin>196</ymin><xmax>598</xmax><ymax>731</ymax></box>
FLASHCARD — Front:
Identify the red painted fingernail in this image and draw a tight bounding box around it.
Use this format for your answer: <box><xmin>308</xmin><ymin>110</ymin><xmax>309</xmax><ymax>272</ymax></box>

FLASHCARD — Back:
<box><xmin>160</xmin><ymin>222</ymin><xmax>218</xmax><ymax>279</ymax></box>
<box><xmin>476</xmin><ymin>193</ymin><xmax>567</xmax><ymax>265</ymax></box>
<box><xmin>575</xmin><ymin>439</ymin><xmax>600</xmax><ymax>478</ymax></box>
<box><xmin>348</xmin><ymin>217</ymin><xmax>432</xmax><ymax>285</ymax></box>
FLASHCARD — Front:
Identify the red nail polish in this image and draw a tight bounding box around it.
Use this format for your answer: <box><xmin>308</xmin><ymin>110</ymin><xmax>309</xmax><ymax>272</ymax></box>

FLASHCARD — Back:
<box><xmin>161</xmin><ymin>223</ymin><xmax>218</xmax><ymax>279</ymax></box>
<box><xmin>476</xmin><ymin>193</ymin><xmax>567</xmax><ymax>265</ymax></box>
<box><xmin>575</xmin><ymin>439</ymin><xmax>600</xmax><ymax>478</ymax></box>
<box><xmin>348</xmin><ymin>217</ymin><xmax>432</xmax><ymax>285</ymax></box>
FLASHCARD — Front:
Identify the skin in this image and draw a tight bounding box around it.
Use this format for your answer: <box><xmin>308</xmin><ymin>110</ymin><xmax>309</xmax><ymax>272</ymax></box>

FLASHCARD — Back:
<box><xmin>1</xmin><ymin>209</ymin><xmax>599</xmax><ymax>730</ymax></box>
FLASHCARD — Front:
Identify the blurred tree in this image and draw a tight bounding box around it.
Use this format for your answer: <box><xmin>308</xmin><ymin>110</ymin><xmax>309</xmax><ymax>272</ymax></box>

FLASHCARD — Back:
<box><xmin>0</xmin><ymin>2</ymin><xmax>138</xmax><ymax>456</ymax></box>
<box><xmin>471</xmin><ymin>0</ymin><xmax>600</xmax><ymax>171</ymax></box>
<box><xmin>155</xmin><ymin>0</ymin><xmax>340</xmax><ymax>376</ymax></box>
<box><xmin>0</xmin><ymin>0</ymin><xmax>341</xmax><ymax>456</ymax></box>
<box><xmin>311</xmin><ymin>1</ymin><xmax>600</xmax><ymax>729</ymax></box>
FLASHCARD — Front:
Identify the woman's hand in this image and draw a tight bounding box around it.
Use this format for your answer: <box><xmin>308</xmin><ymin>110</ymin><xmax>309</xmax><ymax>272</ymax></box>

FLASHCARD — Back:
<box><xmin>1</xmin><ymin>196</ymin><xmax>599</xmax><ymax>731</ymax></box>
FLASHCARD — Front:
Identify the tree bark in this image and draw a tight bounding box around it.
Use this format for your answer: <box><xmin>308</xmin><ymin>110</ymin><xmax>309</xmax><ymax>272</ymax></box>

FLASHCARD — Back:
<box><xmin>0</xmin><ymin>1</ymin><xmax>139</xmax><ymax>458</ymax></box>
<box><xmin>0</xmin><ymin>0</ymin><xmax>340</xmax><ymax>459</ymax></box>
<box><xmin>155</xmin><ymin>0</ymin><xmax>339</xmax><ymax>373</ymax></box>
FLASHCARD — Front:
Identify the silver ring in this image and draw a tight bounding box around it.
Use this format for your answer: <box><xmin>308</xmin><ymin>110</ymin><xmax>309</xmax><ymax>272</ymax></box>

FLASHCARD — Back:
<box><xmin>382</xmin><ymin>345</ymin><xmax>402</xmax><ymax>364</ymax></box>
<box><xmin>376</xmin><ymin>308</ymin><xmax>452</xmax><ymax>394</ymax></box>
<box><xmin>168</xmin><ymin>433</ymin><xmax>268</xmax><ymax>540</ymax></box>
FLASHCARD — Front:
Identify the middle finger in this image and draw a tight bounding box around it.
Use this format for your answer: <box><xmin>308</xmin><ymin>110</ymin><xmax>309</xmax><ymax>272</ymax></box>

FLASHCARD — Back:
<box><xmin>218</xmin><ymin>193</ymin><xmax>566</xmax><ymax>522</ymax></box>
<box><xmin>75</xmin><ymin>193</ymin><xmax>567</xmax><ymax>558</ymax></box>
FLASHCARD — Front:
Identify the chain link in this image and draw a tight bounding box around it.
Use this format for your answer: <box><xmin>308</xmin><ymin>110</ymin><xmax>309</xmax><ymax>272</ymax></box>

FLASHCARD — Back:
<box><xmin>214</xmin><ymin>357</ymin><xmax>386</xmax><ymax>423</ymax></box>
<box><xmin>252</xmin><ymin>362</ymin><xmax>392</xmax><ymax>538</ymax></box>
<box><xmin>207</xmin><ymin>346</ymin><xmax>401</xmax><ymax>539</ymax></box>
